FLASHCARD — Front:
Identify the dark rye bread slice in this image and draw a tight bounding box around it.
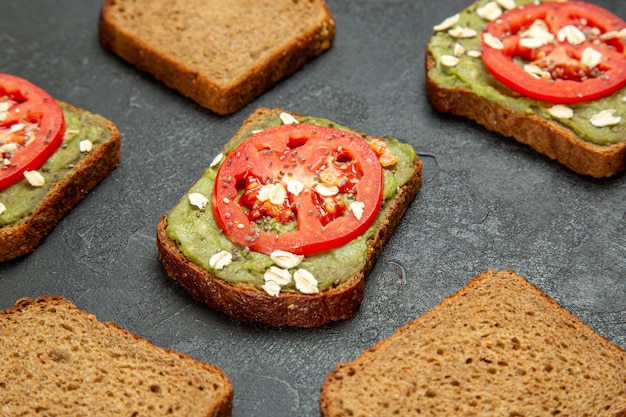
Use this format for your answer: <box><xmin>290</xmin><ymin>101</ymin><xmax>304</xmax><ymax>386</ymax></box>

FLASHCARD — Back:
<box><xmin>320</xmin><ymin>269</ymin><xmax>626</xmax><ymax>417</ymax></box>
<box><xmin>0</xmin><ymin>102</ymin><xmax>120</xmax><ymax>261</ymax></box>
<box><xmin>426</xmin><ymin>53</ymin><xmax>626</xmax><ymax>178</ymax></box>
<box><xmin>156</xmin><ymin>108</ymin><xmax>423</xmax><ymax>327</ymax></box>
<box><xmin>99</xmin><ymin>0</ymin><xmax>336</xmax><ymax>115</ymax></box>
<box><xmin>0</xmin><ymin>296</ymin><xmax>233</xmax><ymax>417</ymax></box>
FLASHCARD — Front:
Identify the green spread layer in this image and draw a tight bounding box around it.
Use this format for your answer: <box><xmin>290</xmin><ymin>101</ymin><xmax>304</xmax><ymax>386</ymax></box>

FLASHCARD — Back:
<box><xmin>0</xmin><ymin>103</ymin><xmax>114</xmax><ymax>227</ymax></box>
<box><xmin>427</xmin><ymin>0</ymin><xmax>625</xmax><ymax>146</ymax></box>
<box><xmin>165</xmin><ymin>114</ymin><xmax>417</xmax><ymax>292</ymax></box>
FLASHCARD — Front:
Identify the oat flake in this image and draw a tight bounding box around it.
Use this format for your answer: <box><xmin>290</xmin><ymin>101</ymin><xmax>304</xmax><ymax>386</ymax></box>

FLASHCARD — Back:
<box><xmin>590</xmin><ymin>109</ymin><xmax>621</xmax><ymax>127</ymax></box>
<box><xmin>433</xmin><ymin>14</ymin><xmax>460</xmax><ymax>32</ymax></box>
<box><xmin>548</xmin><ymin>105</ymin><xmax>574</xmax><ymax>119</ymax></box>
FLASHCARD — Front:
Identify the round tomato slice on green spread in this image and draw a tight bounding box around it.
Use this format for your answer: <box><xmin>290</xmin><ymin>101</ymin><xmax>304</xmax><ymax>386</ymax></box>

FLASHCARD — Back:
<box><xmin>212</xmin><ymin>123</ymin><xmax>384</xmax><ymax>256</ymax></box>
<box><xmin>0</xmin><ymin>73</ymin><xmax>65</xmax><ymax>190</ymax></box>
<box><xmin>481</xmin><ymin>1</ymin><xmax>626</xmax><ymax>104</ymax></box>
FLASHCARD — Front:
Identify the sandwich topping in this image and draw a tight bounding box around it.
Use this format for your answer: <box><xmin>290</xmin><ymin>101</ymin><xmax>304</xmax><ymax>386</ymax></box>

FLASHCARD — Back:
<box><xmin>211</xmin><ymin>120</ymin><xmax>384</xmax><ymax>257</ymax></box>
<box><xmin>480</xmin><ymin>1</ymin><xmax>626</xmax><ymax>104</ymax></box>
<box><xmin>168</xmin><ymin>111</ymin><xmax>417</xmax><ymax>296</ymax></box>
<box><xmin>0</xmin><ymin>73</ymin><xmax>65</xmax><ymax>191</ymax></box>
<box><xmin>429</xmin><ymin>0</ymin><xmax>626</xmax><ymax>146</ymax></box>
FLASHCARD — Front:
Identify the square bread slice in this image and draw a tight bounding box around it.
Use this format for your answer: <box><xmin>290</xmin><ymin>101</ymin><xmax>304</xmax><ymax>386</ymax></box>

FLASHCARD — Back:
<box><xmin>426</xmin><ymin>0</ymin><xmax>626</xmax><ymax>178</ymax></box>
<box><xmin>157</xmin><ymin>107</ymin><xmax>422</xmax><ymax>327</ymax></box>
<box><xmin>99</xmin><ymin>0</ymin><xmax>336</xmax><ymax>115</ymax></box>
<box><xmin>0</xmin><ymin>296</ymin><xmax>233</xmax><ymax>417</ymax></box>
<box><xmin>0</xmin><ymin>102</ymin><xmax>121</xmax><ymax>262</ymax></box>
<box><xmin>320</xmin><ymin>269</ymin><xmax>626</xmax><ymax>417</ymax></box>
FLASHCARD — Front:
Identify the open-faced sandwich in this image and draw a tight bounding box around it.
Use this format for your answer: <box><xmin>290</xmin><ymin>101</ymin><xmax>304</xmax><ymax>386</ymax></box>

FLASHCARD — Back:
<box><xmin>157</xmin><ymin>108</ymin><xmax>422</xmax><ymax>327</ymax></box>
<box><xmin>0</xmin><ymin>73</ymin><xmax>121</xmax><ymax>261</ymax></box>
<box><xmin>321</xmin><ymin>269</ymin><xmax>626</xmax><ymax>416</ymax></box>
<box><xmin>426</xmin><ymin>0</ymin><xmax>626</xmax><ymax>178</ymax></box>
<box><xmin>99</xmin><ymin>0</ymin><xmax>336</xmax><ymax>115</ymax></box>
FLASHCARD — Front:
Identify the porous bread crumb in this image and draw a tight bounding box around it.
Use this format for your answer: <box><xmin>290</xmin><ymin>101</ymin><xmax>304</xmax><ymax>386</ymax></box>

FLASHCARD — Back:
<box><xmin>320</xmin><ymin>270</ymin><xmax>626</xmax><ymax>417</ymax></box>
<box><xmin>0</xmin><ymin>296</ymin><xmax>233</xmax><ymax>417</ymax></box>
<box><xmin>99</xmin><ymin>0</ymin><xmax>336</xmax><ymax>115</ymax></box>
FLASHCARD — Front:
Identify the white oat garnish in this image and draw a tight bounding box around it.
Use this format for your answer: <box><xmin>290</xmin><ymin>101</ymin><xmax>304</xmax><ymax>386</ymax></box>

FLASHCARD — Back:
<box><xmin>524</xmin><ymin>64</ymin><xmax>551</xmax><ymax>80</ymax></box>
<box><xmin>519</xmin><ymin>36</ymin><xmax>549</xmax><ymax>49</ymax></box>
<box><xmin>519</xmin><ymin>20</ymin><xmax>554</xmax><ymax>49</ymax></box>
<box><xmin>467</xmin><ymin>50</ymin><xmax>482</xmax><ymax>58</ymax></box>
<box><xmin>79</xmin><ymin>139</ymin><xmax>93</xmax><ymax>153</ymax></box>
<box><xmin>548</xmin><ymin>105</ymin><xmax>574</xmax><ymax>119</ymax></box>
<box><xmin>440</xmin><ymin>55</ymin><xmax>460</xmax><ymax>67</ymax></box>
<box><xmin>9</xmin><ymin>123</ymin><xmax>24</xmax><ymax>133</ymax></box>
<box><xmin>262</xmin><ymin>280</ymin><xmax>282</xmax><ymax>297</ymax></box>
<box><xmin>270</xmin><ymin>250</ymin><xmax>304</xmax><ymax>269</ymax></box>
<box><xmin>24</xmin><ymin>170</ymin><xmax>45</xmax><ymax>187</ymax></box>
<box><xmin>496</xmin><ymin>0</ymin><xmax>517</xmax><ymax>10</ymax></box>
<box><xmin>315</xmin><ymin>182</ymin><xmax>339</xmax><ymax>197</ymax></box>
<box><xmin>590</xmin><ymin>109</ymin><xmax>621</xmax><ymax>127</ymax></box>
<box><xmin>188</xmin><ymin>192</ymin><xmax>209</xmax><ymax>210</ymax></box>
<box><xmin>433</xmin><ymin>13</ymin><xmax>460</xmax><ymax>32</ymax></box>
<box><xmin>264</xmin><ymin>265</ymin><xmax>292</xmax><ymax>286</ymax></box>
<box><xmin>257</xmin><ymin>182</ymin><xmax>287</xmax><ymax>205</ymax></box>
<box><xmin>477</xmin><ymin>2</ymin><xmax>503</xmax><ymax>21</ymax></box>
<box><xmin>453</xmin><ymin>43</ymin><xmax>465</xmax><ymax>57</ymax></box>
<box><xmin>483</xmin><ymin>32</ymin><xmax>504</xmax><ymax>50</ymax></box>
<box><xmin>0</xmin><ymin>203</ymin><xmax>6</xmax><ymax>215</ymax></box>
<box><xmin>209</xmin><ymin>152</ymin><xmax>223</xmax><ymax>168</ymax></box>
<box><xmin>0</xmin><ymin>102</ymin><xmax>11</xmax><ymax>121</ymax></box>
<box><xmin>0</xmin><ymin>143</ymin><xmax>18</xmax><ymax>159</ymax></box>
<box><xmin>449</xmin><ymin>26</ymin><xmax>478</xmax><ymax>39</ymax></box>
<box><xmin>293</xmin><ymin>269</ymin><xmax>319</xmax><ymax>294</ymax></box>
<box><xmin>279</xmin><ymin>112</ymin><xmax>299</xmax><ymax>125</ymax></box>
<box><xmin>580</xmin><ymin>47</ymin><xmax>602</xmax><ymax>69</ymax></box>
<box><xmin>557</xmin><ymin>25</ymin><xmax>586</xmax><ymax>45</ymax></box>
<box><xmin>600</xmin><ymin>28</ymin><xmax>626</xmax><ymax>41</ymax></box>
<box><xmin>349</xmin><ymin>201</ymin><xmax>365</xmax><ymax>220</ymax></box>
<box><xmin>284</xmin><ymin>177</ymin><xmax>304</xmax><ymax>196</ymax></box>
<box><xmin>209</xmin><ymin>250</ymin><xmax>233</xmax><ymax>270</ymax></box>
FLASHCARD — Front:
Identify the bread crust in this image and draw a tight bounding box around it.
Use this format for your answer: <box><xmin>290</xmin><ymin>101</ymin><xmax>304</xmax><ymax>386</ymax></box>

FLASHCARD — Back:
<box><xmin>156</xmin><ymin>110</ymin><xmax>423</xmax><ymax>327</ymax></box>
<box><xmin>0</xmin><ymin>102</ymin><xmax>121</xmax><ymax>261</ymax></box>
<box><xmin>2</xmin><ymin>296</ymin><xmax>234</xmax><ymax>417</ymax></box>
<box><xmin>98</xmin><ymin>0</ymin><xmax>336</xmax><ymax>115</ymax></box>
<box><xmin>426</xmin><ymin>51</ymin><xmax>626</xmax><ymax>178</ymax></box>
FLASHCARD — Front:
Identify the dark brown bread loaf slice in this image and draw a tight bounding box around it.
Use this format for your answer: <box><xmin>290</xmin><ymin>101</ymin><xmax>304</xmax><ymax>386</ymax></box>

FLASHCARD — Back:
<box><xmin>426</xmin><ymin>53</ymin><xmax>626</xmax><ymax>178</ymax></box>
<box><xmin>99</xmin><ymin>0</ymin><xmax>336</xmax><ymax>115</ymax></box>
<box><xmin>0</xmin><ymin>296</ymin><xmax>233</xmax><ymax>417</ymax></box>
<box><xmin>156</xmin><ymin>107</ymin><xmax>423</xmax><ymax>327</ymax></box>
<box><xmin>425</xmin><ymin>0</ymin><xmax>626</xmax><ymax>178</ymax></box>
<box><xmin>320</xmin><ymin>269</ymin><xmax>626</xmax><ymax>417</ymax></box>
<box><xmin>0</xmin><ymin>102</ymin><xmax>121</xmax><ymax>261</ymax></box>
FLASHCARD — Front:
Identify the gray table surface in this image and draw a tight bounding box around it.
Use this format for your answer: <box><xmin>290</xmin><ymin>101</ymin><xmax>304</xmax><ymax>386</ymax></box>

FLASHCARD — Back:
<box><xmin>1</xmin><ymin>1</ymin><xmax>625</xmax><ymax>416</ymax></box>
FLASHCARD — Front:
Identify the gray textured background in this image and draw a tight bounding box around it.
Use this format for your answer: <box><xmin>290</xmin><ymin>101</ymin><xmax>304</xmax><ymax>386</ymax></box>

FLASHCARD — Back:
<box><xmin>1</xmin><ymin>1</ymin><xmax>624</xmax><ymax>416</ymax></box>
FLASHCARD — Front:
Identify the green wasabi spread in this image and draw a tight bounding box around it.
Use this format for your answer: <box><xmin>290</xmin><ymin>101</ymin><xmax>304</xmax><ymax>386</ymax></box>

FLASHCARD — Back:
<box><xmin>0</xmin><ymin>103</ymin><xmax>115</xmax><ymax>227</ymax></box>
<box><xmin>427</xmin><ymin>0</ymin><xmax>625</xmax><ymax>146</ymax></box>
<box><xmin>165</xmin><ymin>113</ymin><xmax>417</xmax><ymax>292</ymax></box>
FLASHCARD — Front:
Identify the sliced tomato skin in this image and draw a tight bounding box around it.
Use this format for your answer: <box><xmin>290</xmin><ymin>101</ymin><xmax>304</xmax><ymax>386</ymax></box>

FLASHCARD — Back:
<box><xmin>481</xmin><ymin>1</ymin><xmax>626</xmax><ymax>104</ymax></box>
<box><xmin>212</xmin><ymin>123</ymin><xmax>384</xmax><ymax>256</ymax></box>
<box><xmin>0</xmin><ymin>73</ymin><xmax>65</xmax><ymax>189</ymax></box>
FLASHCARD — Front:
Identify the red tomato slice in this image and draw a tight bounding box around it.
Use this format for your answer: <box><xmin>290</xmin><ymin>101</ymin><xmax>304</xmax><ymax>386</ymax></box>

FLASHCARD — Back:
<box><xmin>481</xmin><ymin>1</ymin><xmax>626</xmax><ymax>103</ymax></box>
<box><xmin>0</xmin><ymin>73</ymin><xmax>65</xmax><ymax>190</ymax></box>
<box><xmin>212</xmin><ymin>123</ymin><xmax>384</xmax><ymax>256</ymax></box>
